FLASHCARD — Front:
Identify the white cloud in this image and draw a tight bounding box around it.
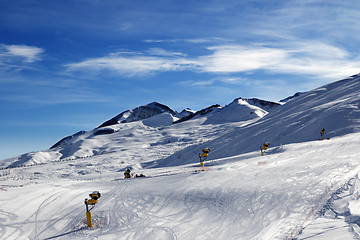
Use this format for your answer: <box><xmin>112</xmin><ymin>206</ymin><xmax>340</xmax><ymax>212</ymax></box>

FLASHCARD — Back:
<box><xmin>180</xmin><ymin>77</ymin><xmax>247</xmax><ymax>87</ymax></box>
<box><xmin>219</xmin><ymin>77</ymin><xmax>246</xmax><ymax>84</ymax></box>
<box><xmin>197</xmin><ymin>43</ymin><xmax>360</xmax><ymax>79</ymax></box>
<box><xmin>66</xmin><ymin>42</ymin><xmax>360</xmax><ymax>80</ymax></box>
<box><xmin>1</xmin><ymin>44</ymin><xmax>44</xmax><ymax>63</ymax></box>
<box><xmin>179</xmin><ymin>79</ymin><xmax>215</xmax><ymax>87</ymax></box>
<box><xmin>290</xmin><ymin>42</ymin><xmax>349</xmax><ymax>59</ymax></box>
<box><xmin>143</xmin><ymin>38</ymin><xmax>227</xmax><ymax>44</ymax></box>
<box><xmin>198</xmin><ymin>45</ymin><xmax>288</xmax><ymax>73</ymax></box>
<box><xmin>146</xmin><ymin>48</ymin><xmax>186</xmax><ymax>57</ymax></box>
<box><xmin>270</xmin><ymin>42</ymin><xmax>360</xmax><ymax>79</ymax></box>
<box><xmin>66</xmin><ymin>51</ymin><xmax>200</xmax><ymax>76</ymax></box>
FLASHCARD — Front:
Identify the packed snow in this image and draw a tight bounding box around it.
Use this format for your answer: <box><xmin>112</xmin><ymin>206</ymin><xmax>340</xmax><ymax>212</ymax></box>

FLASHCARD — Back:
<box><xmin>1</xmin><ymin>74</ymin><xmax>360</xmax><ymax>239</ymax></box>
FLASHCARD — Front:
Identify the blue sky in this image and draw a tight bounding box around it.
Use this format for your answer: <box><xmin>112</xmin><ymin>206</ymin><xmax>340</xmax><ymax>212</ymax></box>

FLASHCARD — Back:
<box><xmin>1</xmin><ymin>0</ymin><xmax>360</xmax><ymax>160</ymax></box>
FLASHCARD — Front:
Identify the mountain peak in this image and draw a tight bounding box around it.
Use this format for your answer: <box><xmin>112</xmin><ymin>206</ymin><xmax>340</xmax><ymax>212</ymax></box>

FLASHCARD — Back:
<box><xmin>97</xmin><ymin>102</ymin><xmax>177</xmax><ymax>128</ymax></box>
<box><xmin>203</xmin><ymin>98</ymin><xmax>268</xmax><ymax>124</ymax></box>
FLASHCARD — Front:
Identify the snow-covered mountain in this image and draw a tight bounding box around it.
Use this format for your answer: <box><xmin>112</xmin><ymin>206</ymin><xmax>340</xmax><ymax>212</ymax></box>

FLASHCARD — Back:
<box><xmin>203</xmin><ymin>98</ymin><xmax>269</xmax><ymax>124</ymax></box>
<box><xmin>2</xmin><ymin>73</ymin><xmax>360</xmax><ymax>240</ymax></box>
<box><xmin>50</xmin><ymin>102</ymin><xmax>178</xmax><ymax>149</ymax></box>
<box><xmin>174</xmin><ymin>98</ymin><xmax>280</xmax><ymax>124</ymax></box>
<box><xmin>98</xmin><ymin>101</ymin><xmax>177</xmax><ymax>128</ymax></box>
<box><xmin>2</xmin><ymin>73</ymin><xmax>360</xmax><ymax>168</ymax></box>
<box><xmin>33</xmin><ymin>97</ymin><xmax>278</xmax><ymax>166</ymax></box>
<box><xmin>161</xmin><ymin>73</ymin><xmax>360</xmax><ymax>166</ymax></box>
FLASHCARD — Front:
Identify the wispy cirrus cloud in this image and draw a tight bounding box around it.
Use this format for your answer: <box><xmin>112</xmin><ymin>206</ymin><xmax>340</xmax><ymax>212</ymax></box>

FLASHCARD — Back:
<box><xmin>180</xmin><ymin>77</ymin><xmax>246</xmax><ymax>87</ymax></box>
<box><xmin>0</xmin><ymin>76</ymin><xmax>111</xmax><ymax>107</ymax></box>
<box><xmin>143</xmin><ymin>37</ymin><xmax>231</xmax><ymax>44</ymax></box>
<box><xmin>199</xmin><ymin>42</ymin><xmax>360</xmax><ymax>79</ymax></box>
<box><xmin>0</xmin><ymin>44</ymin><xmax>44</xmax><ymax>74</ymax></box>
<box><xmin>66</xmin><ymin>41</ymin><xmax>360</xmax><ymax>80</ymax></box>
<box><xmin>0</xmin><ymin>44</ymin><xmax>44</xmax><ymax>63</ymax></box>
<box><xmin>65</xmin><ymin>51</ymin><xmax>200</xmax><ymax>76</ymax></box>
<box><xmin>146</xmin><ymin>48</ymin><xmax>186</xmax><ymax>57</ymax></box>
<box><xmin>198</xmin><ymin>45</ymin><xmax>288</xmax><ymax>73</ymax></box>
<box><xmin>270</xmin><ymin>42</ymin><xmax>360</xmax><ymax>79</ymax></box>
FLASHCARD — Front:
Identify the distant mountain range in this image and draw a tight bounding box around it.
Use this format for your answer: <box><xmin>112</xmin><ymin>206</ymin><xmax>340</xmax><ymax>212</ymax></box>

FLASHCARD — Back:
<box><xmin>51</xmin><ymin>97</ymin><xmax>281</xmax><ymax>149</ymax></box>
<box><xmin>97</xmin><ymin>97</ymin><xmax>281</xmax><ymax>128</ymax></box>
<box><xmin>2</xmin><ymin>73</ymin><xmax>360</xmax><ymax>169</ymax></box>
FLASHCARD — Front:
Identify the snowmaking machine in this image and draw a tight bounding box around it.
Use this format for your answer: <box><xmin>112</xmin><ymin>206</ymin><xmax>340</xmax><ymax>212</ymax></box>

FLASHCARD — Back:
<box><xmin>199</xmin><ymin>148</ymin><xmax>211</xmax><ymax>171</ymax></box>
<box><xmin>84</xmin><ymin>191</ymin><xmax>101</xmax><ymax>228</ymax></box>
<box><xmin>260</xmin><ymin>143</ymin><xmax>270</xmax><ymax>156</ymax></box>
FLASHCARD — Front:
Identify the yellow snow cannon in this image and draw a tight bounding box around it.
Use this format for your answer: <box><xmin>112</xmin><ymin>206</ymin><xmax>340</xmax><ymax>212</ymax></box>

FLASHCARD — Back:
<box><xmin>199</xmin><ymin>148</ymin><xmax>211</xmax><ymax>171</ymax></box>
<box><xmin>260</xmin><ymin>143</ymin><xmax>270</xmax><ymax>156</ymax></box>
<box><xmin>200</xmin><ymin>148</ymin><xmax>210</xmax><ymax>157</ymax></box>
<box><xmin>320</xmin><ymin>128</ymin><xmax>325</xmax><ymax>140</ymax></box>
<box><xmin>87</xmin><ymin>191</ymin><xmax>101</xmax><ymax>204</ymax></box>
<box><xmin>84</xmin><ymin>191</ymin><xmax>101</xmax><ymax>228</ymax></box>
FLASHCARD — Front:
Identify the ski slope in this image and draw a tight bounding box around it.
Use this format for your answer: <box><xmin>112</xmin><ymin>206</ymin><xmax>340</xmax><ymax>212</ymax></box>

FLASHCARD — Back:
<box><xmin>164</xmin><ymin>74</ymin><xmax>360</xmax><ymax>165</ymax></box>
<box><xmin>1</xmin><ymin>133</ymin><xmax>360</xmax><ymax>240</ymax></box>
<box><xmin>1</xmin><ymin>74</ymin><xmax>360</xmax><ymax>239</ymax></box>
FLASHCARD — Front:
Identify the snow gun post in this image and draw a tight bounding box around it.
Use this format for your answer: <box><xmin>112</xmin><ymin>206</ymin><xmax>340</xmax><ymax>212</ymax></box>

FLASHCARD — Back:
<box><xmin>320</xmin><ymin>128</ymin><xmax>325</xmax><ymax>140</ymax></box>
<box><xmin>260</xmin><ymin>143</ymin><xmax>269</xmax><ymax>156</ymax></box>
<box><xmin>84</xmin><ymin>191</ymin><xmax>101</xmax><ymax>228</ymax></box>
<box><xmin>319</xmin><ymin>128</ymin><xmax>330</xmax><ymax>140</ymax></box>
<box><xmin>199</xmin><ymin>148</ymin><xmax>210</xmax><ymax>171</ymax></box>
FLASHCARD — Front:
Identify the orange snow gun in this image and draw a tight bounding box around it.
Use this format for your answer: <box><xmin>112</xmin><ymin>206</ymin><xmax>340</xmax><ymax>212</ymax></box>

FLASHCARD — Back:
<box><xmin>260</xmin><ymin>143</ymin><xmax>270</xmax><ymax>156</ymax></box>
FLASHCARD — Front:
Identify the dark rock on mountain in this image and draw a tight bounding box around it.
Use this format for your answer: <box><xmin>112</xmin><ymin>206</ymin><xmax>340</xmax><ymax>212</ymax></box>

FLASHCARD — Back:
<box><xmin>240</xmin><ymin>98</ymin><xmax>281</xmax><ymax>111</ymax></box>
<box><xmin>280</xmin><ymin>92</ymin><xmax>304</xmax><ymax>103</ymax></box>
<box><xmin>174</xmin><ymin>108</ymin><xmax>196</xmax><ymax>120</ymax></box>
<box><xmin>174</xmin><ymin>104</ymin><xmax>222</xmax><ymax>124</ymax></box>
<box><xmin>97</xmin><ymin>102</ymin><xmax>177</xmax><ymax>128</ymax></box>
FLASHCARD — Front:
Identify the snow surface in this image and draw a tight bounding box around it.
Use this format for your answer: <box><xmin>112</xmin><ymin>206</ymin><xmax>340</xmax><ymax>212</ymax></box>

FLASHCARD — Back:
<box><xmin>142</xmin><ymin>113</ymin><xmax>178</xmax><ymax>127</ymax></box>
<box><xmin>1</xmin><ymin>74</ymin><xmax>360</xmax><ymax>239</ymax></box>
<box><xmin>2</xmin><ymin>134</ymin><xmax>360</xmax><ymax>240</ymax></box>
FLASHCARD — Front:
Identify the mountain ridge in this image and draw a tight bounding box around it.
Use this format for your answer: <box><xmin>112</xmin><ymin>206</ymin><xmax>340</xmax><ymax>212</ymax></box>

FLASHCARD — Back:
<box><xmin>160</xmin><ymin>73</ymin><xmax>360</xmax><ymax>166</ymax></box>
<box><xmin>2</xmin><ymin>73</ymin><xmax>360</xmax><ymax>169</ymax></box>
<box><xmin>97</xmin><ymin>101</ymin><xmax>177</xmax><ymax>128</ymax></box>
